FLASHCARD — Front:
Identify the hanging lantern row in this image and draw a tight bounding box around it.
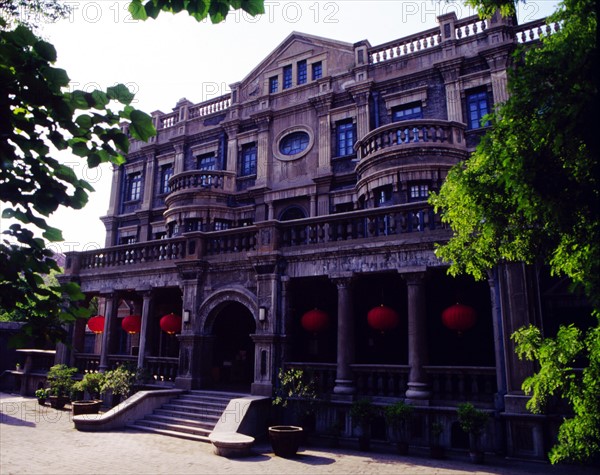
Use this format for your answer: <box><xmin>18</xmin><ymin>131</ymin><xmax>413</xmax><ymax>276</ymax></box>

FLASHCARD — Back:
<box><xmin>441</xmin><ymin>303</ymin><xmax>477</xmax><ymax>334</ymax></box>
<box><xmin>300</xmin><ymin>308</ymin><xmax>330</xmax><ymax>333</ymax></box>
<box><xmin>87</xmin><ymin>315</ymin><xmax>105</xmax><ymax>334</ymax></box>
<box><xmin>87</xmin><ymin>313</ymin><xmax>183</xmax><ymax>335</ymax></box>
<box><xmin>160</xmin><ymin>313</ymin><xmax>182</xmax><ymax>335</ymax></box>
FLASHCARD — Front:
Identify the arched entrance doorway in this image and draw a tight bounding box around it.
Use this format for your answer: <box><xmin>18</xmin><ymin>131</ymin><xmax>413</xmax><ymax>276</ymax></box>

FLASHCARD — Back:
<box><xmin>211</xmin><ymin>302</ymin><xmax>256</xmax><ymax>392</ymax></box>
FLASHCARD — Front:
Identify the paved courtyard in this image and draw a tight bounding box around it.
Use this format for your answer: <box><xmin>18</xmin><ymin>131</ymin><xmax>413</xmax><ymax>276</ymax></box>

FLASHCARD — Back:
<box><xmin>0</xmin><ymin>392</ymin><xmax>595</xmax><ymax>475</ymax></box>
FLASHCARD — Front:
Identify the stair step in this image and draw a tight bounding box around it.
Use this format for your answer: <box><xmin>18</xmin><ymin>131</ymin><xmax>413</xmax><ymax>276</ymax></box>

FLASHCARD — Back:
<box><xmin>146</xmin><ymin>413</ymin><xmax>215</xmax><ymax>429</ymax></box>
<box><xmin>154</xmin><ymin>409</ymin><xmax>220</xmax><ymax>422</ymax></box>
<box><xmin>127</xmin><ymin>423</ymin><xmax>211</xmax><ymax>443</ymax></box>
<box><xmin>160</xmin><ymin>404</ymin><xmax>224</xmax><ymax>416</ymax></box>
<box><xmin>133</xmin><ymin>419</ymin><xmax>212</xmax><ymax>437</ymax></box>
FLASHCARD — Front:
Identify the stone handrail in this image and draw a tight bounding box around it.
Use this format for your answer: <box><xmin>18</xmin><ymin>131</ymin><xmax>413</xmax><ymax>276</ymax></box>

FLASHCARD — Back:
<box><xmin>369</xmin><ymin>26</ymin><xmax>441</xmax><ymax>64</ymax></box>
<box><xmin>514</xmin><ymin>17</ymin><xmax>560</xmax><ymax>43</ymax></box>
<box><xmin>425</xmin><ymin>365</ymin><xmax>497</xmax><ymax>405</ymax></box>
<box><xmin>351</xmin><ymin>364</ymin><xmax>410</xmax><ymax>398</ymax></box>
<box><xmin>145</xmin><ymin>356</ymin><xmax>179</xmax><ymax>382</ymax></box>
<box><xmin>168</xmin><ymin>170</ymin><xmax>234</xmax><ymax>193</ymax></box>
<box><xmin>78</xmin><ymin>238</ymin><xmax>186</xmax><ymax>269</ymax></box>
<box><xmin>279</xmin><ymin>203</ymin><xmax>442</xmax><ymax>248</ymax></box>
<box><xmin>188</xmin><ymin>94</ymin><xmax>231</xmax><ymax>119</ymax></box>
<box><xmin>356</xmin><ymin>120</ymin><xmax>466</xmax><ymax>160</ymax></box>
<box><xmin>454</xmin><ymin>15</ymin><xmax>488</xmax><ymax>40</ymax></box>
<box><xmin>159</xmin><ymin>112</ymin><xmax>178</xmax><ymax>129</ymax></box>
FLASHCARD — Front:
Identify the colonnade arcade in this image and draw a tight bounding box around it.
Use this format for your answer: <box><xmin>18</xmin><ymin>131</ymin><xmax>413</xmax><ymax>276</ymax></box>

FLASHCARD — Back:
<box><xmin>70</xmin><ymin>268</ymin><xmax>497</xmax><ymax>405</ymax></box>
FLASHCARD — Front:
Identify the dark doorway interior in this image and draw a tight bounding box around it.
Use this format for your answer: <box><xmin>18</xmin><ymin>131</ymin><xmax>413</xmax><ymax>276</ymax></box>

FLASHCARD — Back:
<box><xmin>212</xmin><ymin>302</ymin><xmax>256</xmax><ymax>392</ymax></box>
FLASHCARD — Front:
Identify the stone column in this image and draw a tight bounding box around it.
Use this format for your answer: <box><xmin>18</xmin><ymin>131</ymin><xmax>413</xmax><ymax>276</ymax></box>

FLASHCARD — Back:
<box><xmin>438</xmin><ymin>61</ymin><xmax>464</xmax><ymax>123</ymax></box>
<box><xmin>99</xmin><ymin>291</ymin><xmax>119</xmax><ymax>372</ymax></box>
<box><xmin>348</xmin><ymin>82</ymin><xmax>373</xmax><ymax>142</ymax></box>
<box><xmin>404</xmin><ymin>272</ymin><xmax>431</xmax><ymax>402</ymax></box>
<box><xmin>333</xmin><ymin>275</ymin><xmax>355</xmax><ymax>395</ymax></box>
<box><xmin>254</xmin><ymin>113</ymin><xmax>271</xmax><ymax>188</ymax></box>
<box><xmin>484</xmin><ymin>50</ymin><xmax>510</xmax><ymax>106</ymax></box>
<box><xmin>137</xmin><ymin>289</ymin><xmax>153</xmax><ymax>369</ymax></box>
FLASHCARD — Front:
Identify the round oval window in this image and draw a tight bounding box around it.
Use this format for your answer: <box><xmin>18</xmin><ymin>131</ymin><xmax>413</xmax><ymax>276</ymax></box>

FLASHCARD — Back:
<box><xmin>279</xmin><ymin>131</ymin><xmax>309</xmax><ymax>156</ymax></box>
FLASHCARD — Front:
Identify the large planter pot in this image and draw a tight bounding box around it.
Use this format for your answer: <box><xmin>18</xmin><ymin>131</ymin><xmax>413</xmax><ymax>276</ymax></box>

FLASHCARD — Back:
<box><xmin>469</xmin><ymin>449</ymin><xmax>485</xmax><ymax>464</ymax></box>
<box><xmin>72</xmin><ymin>400</ymin><xmax>102</xmax><ymax>416</ymax></box>
<box><xmin>268</xmin><ymin>425</ymin><xmax>303</xmax><ymax>458</ymax></box>
<box><xmin>37</xmin><ymin>398</ymin><xmax>46</xmax><ymax>406</ymax></box>
<box><xmin>395</xmin><ymin>441</ymin><xmax>409</xmax><ymax>455</ymax></box>
<box><xmin>48</xmin><ymin>396</ymin><xmax>70</xmax><ymax>410</ymax></box>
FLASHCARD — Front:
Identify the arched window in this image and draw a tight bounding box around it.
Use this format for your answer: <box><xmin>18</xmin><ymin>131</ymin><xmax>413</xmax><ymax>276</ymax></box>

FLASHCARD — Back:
<box><xmin>279</xmin><ymin>206</ymin><xmax>306</xmax><ymax>221</ymax></box>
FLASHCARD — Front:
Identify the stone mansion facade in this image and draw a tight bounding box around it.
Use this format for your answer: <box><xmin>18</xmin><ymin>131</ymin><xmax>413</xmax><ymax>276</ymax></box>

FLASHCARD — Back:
<box><xmin>61</xmin><ymin>12</ymin><xmax>577</xmax><ymax>460</ymax></box>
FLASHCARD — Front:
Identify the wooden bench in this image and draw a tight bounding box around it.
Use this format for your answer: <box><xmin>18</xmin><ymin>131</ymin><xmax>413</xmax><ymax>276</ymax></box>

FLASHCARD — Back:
<box><xmin>208</xmin><ymin>432</ymin><xmax>255</xmax><ymax>458</ymax></box>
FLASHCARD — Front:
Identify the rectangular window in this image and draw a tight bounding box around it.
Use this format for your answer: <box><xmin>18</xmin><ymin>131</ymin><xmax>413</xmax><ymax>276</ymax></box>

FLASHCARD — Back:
<box><xmin>269</xmin><ymin>76</ymin><xmax>278</xmax><ymax>93</ymax></box>
<box><xmin>392</xmin><ymin>102</ymin><xmax>423</xmax><ymax>122</ymax></box>
<box><xmin>336</xmin><ymin>120</ymin><xmax>355</xmax><ymax>157</ymax></box>
<box><xmin>410</xmin><ymin>184</ymin><xmax>429</xmax><ymax>201</ymax></box>
<box><xmin>467</xmin><ymin>90</ymin><xmax>490</xmax><ymax>129</ymax></box>
<box><xmin>127</xmin><ymin>172</ymin><xmax>142</xmax><ymax>201</ymax></box>
<box><xmin>213</xmin><ymin>219</ymin><xmax>231</xmax><ymax>231</ymax></box>
<box><xmin>297</xmin><ymin>60</ymin><xmax>307</xmax><ymax>85</ymax></box>
<box><xmin>197</xmin><ymin>153</ymin><xmax>216</xmax><ymax>171</ymax></box>
<box><xmin>184</xmin><ymin>218</ymin><xmax>200</xmax><ymax>233</ymax></box>
<box><xmin>312</xmin><ymin>61</ymin><xmax>322</xmax><ymax>80</ymax></box>
<box><xmin>283</xmin><ymin>65</ymin><xmax>292</xmax><ymax>89</ymax></box>
<box><xmin>160</xmin><ymin>165</ymin><xmax>173</xmax><ymax>194</ymax></box>
<box><xmin>240</xmin><ymin>143</ymin><xmax>257</xmax><ymax>176</ymax></box>
<box><xmin>375</xmin><ymin>185</ymin><xmax>393</xmax><ymax>207</ymax></box>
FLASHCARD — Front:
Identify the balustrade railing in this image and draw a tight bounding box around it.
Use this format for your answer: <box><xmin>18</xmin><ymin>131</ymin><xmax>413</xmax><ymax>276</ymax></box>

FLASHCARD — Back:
<box><xmin>279</xmin><ymin>204</ymin><xmax>440</xmax><ymax>248</ymax></box>
<box><xmin>369</xmin><ymin>26</ymin><xmax>441</xmax><ymax>64</ymax></box>
<box><xmin>454</xmin><ymin>16</ymin><xmax>487</xmax><ymax>39</ymax></box>
<box><xmin>168</xmin><ymin>170</ymin><xmax>234</xmax><ymax>193</ymax></box>
<box><xmin>74</xmin><ymin>353</ymin><xmax>101</xmax><ymax>373</ymax></box>
<box><xmin>79</xmin><ymin>238</ymin><xmax>186</xmax><ymax>269</ymax></box>
<box><xmin>107</xmin><ymin>355</ymin><xmax>137</xmax><ymax>369</ymax></box>
<box><xmin>285</xmin><ymin>363</ymin><xmax>495</xmax><ymax>403</ymax></box>
<box><xmin>515</xmin><ymin>18</ymin><xmax>560</xmax><ymax>43</ymax></box>
<box><xmin>352</xmin><ymin>364</ymin><xmax>409</xmax><ymax>398</ymax></box>
<box><xmin>425</xmin><ymin>365</ymin><xmax>496</xmax><ymax>404</ymax></box>
<box><xmin>145</xmin><ymin>356</ymin><xmax>178</xmax><ymax>383</ymax></box>
<box><xmin>204</xmin><ymin>227</ymin><xmax>258</xmax><ymax>255</ymax></box>
<box><xmin>188</xmin><ymin>94</ymin><xmax>231</xmax><ymax>119</ymax></box>
<box><xmin>159</xmin><ymin>112</ymin><xmax>178</xmax><ymax>129</ymax></box>
<box><xmin>357</xmin><ymin>120</ymin><xmax>465</xmax><ymax>159</ymax></box>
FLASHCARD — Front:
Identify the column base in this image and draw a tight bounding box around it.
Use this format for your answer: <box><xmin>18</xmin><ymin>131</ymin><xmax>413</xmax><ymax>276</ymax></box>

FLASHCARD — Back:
<box><xmin>333</xmin><ymin>379</ymin><xmax>355</xmax><ymax>395</ymax></box>
<box><xmin>251</xmin><ymin>382</ymin><xmax>272</xmax><ymax>397</ymax></box>
<box><xmin>405</xmin><ymin>382</ymin><xmax>431</xmax><ymax>402</ymax></box>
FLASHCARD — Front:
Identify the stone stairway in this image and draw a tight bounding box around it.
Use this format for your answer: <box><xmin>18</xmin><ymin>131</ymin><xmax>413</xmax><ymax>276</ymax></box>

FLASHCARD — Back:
<box><xmin>127</xmin><ymin>390</ymin><xmax>249</xmax><ymax>442</ymax></box>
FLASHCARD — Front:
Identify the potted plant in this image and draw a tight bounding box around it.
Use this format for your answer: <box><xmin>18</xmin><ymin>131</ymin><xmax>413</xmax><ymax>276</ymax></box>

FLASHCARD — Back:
<box><xmin>270</xmin><ymin>367</ymin><xmax>317</xmax><ymax>458</ymax></box>
<box><xmin>350</xmin><ymin>398</ymin><xmax>376</xmax><ymax>451</ymax></box>
<box><xmin>100</xmin><ymin>364</ymin><xmax>137</xmax><ymax>407</ymax></box>
<box><xmin>46</xmin><ymin>364</ymin><xmax>77</xmax><ymax>409</ymax></box>
<box><xmin>35</xmin><ymin>388</ymin><xmax>49</xmax><ymax>406</ymax></box>
<box><xmin>429</xmin><ymin>420</ymin><xmax>445</xmax><ymax>459</ymax></box>
<box><xmin>72</xmin><ymin>372</ymin><xmax>105</xmax><ymax>415</ymax></box>
<box><xmin>384</xmin><ymin>400</ymin><xmax>414</xmax><ymax>455</ymax></box>
<box><xmin>457</xmin><ymin>402</ymin><xmax>489</xmax><ymax>464</ymax></box>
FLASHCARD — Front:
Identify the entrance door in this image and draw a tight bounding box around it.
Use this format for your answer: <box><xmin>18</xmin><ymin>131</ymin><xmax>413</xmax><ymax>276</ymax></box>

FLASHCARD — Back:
<box><xmin>211</xmin><ymin>302</ymin><xmax>256</xmax><ymax>391</ymax></box>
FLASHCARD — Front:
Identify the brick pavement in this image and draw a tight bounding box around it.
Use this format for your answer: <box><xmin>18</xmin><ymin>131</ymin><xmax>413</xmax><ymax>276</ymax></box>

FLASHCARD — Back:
<box><xmin>0</xmin><ymin>393</ymin><xmax>595</xmax><ymax>475</ymax></box>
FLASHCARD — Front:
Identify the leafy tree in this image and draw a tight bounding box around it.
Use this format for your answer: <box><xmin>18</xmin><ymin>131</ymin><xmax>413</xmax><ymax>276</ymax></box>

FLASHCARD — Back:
<box><xmin>0</xmin><ymin>0</ymin><xmax>265</xmax><ymax>347</ymax></box>
<box><xmin>432</xmin><ymin>0</ymin><xmax>599</xmax><ymax>463</ymax></box>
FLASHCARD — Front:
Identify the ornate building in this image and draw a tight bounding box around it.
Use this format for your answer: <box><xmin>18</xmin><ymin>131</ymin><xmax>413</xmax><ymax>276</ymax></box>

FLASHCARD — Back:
<box><xmin>62</xmin><ymin>12</ymin><xmax>574</xmax><ymax>459</ymax></box>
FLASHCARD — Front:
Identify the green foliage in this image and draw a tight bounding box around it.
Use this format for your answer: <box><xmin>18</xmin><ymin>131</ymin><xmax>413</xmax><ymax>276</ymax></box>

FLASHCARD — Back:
<box><xmin>457</xmin><ymin>403</ymin><xmax>488</xmax><ymax>435</ymax></box>
<box><xmin>350</xmin><ymin>398</ymin><xmax>377</xmax><ymax>428</ymax></box>
<box><xmin>430</xmin><ymin>420</ymin><xmax>444</xmax><ymax>437</ymax></box>
<box><xmin>513</xmin><ymin>322</ymin><xmax>600</xmax><ymax>464</ymax></box>
<box><xmin>0</xmin><ymin>0</ymin><xmax>71</xmax><ymax>30</ymax></box>
<box><xmin>384</xmin><ymin>400</ymin><xmax>414</xmax><ymax>442</ymax></box>
<box><xmin>272</xmin><ymin>367</ymin><xmax>317</xmax><ymax>408</ymax></box>
<box><xmin>35</xmin><ymin>388</ymin><xmax>49</xmax><ymax>399</ymax></box>
<box><xmin>128</xmin><ymin>0</ymin><xmax>265</xmax><ymax>23</ymax></box>
<box><xmin>432</xmin><ymin>0</ymin><xmax>599</xmax><ymax>464</ymax></box>
<box><xmin>100</xmin><ymin>365</ymin><xmax>137</xmax><ymax>398</ymax></box>
<box><xmin>46</xmin><ymin>364</ymin><xmax>77</xmax><ymax>397</ymax></box>
<box><xmin>0</xmin><ymin>18</ymin><xmax>156</xmax><ymax>346</ymax></box>
<box><xmin>73</xmin><ymin>372</ymin><xmax>105</xmax><ymax>400</ymax></box>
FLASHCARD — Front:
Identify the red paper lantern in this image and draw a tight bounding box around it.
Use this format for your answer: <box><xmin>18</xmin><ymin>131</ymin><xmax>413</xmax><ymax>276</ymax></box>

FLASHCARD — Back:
<box><xmin>301</xmin><ymin>309</ymin><xmax>330</xmax><ymax>333</ymax></box>
<box><xmin>87</xmin><ymin>315</ymin><xmax>105</xmax><ymax>334</ymax></box>
<box><xmin>441</xmin><ymin>303</ymin><xmax>477</xmax><ymax>333</ymax></box>
<box><xmin>121</xmin><ymin>315</ymin><xmax>142</xmax><ymax>334</ymax></box>
<box><xmin>367</xmin><ymin>304</ymin><xmax>399</xmax><ymax>331</ymax></box>
<box><xmin>160</xmin><ymin>313</ymin><xmax>182</xmax><ymax>335</ymax></box>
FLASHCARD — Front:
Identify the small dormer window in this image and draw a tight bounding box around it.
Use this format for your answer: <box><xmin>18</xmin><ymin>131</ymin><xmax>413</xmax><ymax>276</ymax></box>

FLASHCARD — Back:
<box><xmin>312</xmin><ymin>62</ymin><xmax>322</xmax><ymax>80</ymax></box>
<box><xmin>297</xmin><ymin>60</ymin><xmax>307</xmax><ymax>85</ymax></box>
<box><xmin>283</xmin><ymin>65</ymin><xmax>292</xmax><ymax>89</ymax></box>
